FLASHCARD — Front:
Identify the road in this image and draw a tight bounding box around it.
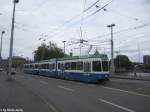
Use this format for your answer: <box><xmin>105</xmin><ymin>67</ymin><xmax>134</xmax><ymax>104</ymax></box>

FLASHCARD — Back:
<box><xmin>0</xmin><ymin>72</ymin><xmax>150</xmax><ymax>112</ymax></box>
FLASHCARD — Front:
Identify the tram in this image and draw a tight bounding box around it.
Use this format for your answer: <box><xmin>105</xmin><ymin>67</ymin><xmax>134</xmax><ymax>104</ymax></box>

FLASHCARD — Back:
<box><xmin>23</xmin><ymin>55</ymin><xmax>110</xmax><ymax>82</ymax></box>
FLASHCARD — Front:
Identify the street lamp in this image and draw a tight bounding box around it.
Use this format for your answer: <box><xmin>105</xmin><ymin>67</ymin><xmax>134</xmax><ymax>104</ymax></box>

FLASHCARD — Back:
<box><xmin>107</xmin><ymin>24</ymin><xmax>115</xmax><ymax>75</ymax></box>
<box><xmin>0</xmin><ymin>31</ymin><xmax>5</xmax><ymax>60</ymax></box>
<box><xmin>8</xmin><ymin>0</ymin><xmax>19</xmax><ymax>81</ymax></box>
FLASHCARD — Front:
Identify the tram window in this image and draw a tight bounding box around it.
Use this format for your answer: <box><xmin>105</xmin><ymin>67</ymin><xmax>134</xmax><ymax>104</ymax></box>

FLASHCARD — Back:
<box><xmin>35</xmin><ymin>64</ymin><xmax>38</xmax><ymax>69</ymax></box>
<box><xmin>50</xmin><ymin>63</ymin><xmax>55</xmax><ymax>70</ymax></box>
<box><xmin>58</xmin><ymin>63</ymin><xmax>61</xmax><ymax>69</ymax></box>
<box><xmin>52</xmin><ymin>63</ymin><xmax>55</xmax><ymax>69</ymax></box>
<box><xmin>46</xmin><ymin>64</ymin><xmax>49</xmax><ymax>69</ymax></box>
<box><xmin>49</xmin><ymin>64</ymin><xmax>52</xmax><ymax>70</ymax></box>
<box><xmin>58</xmin><ymin>63</ymin><xmax>64</xmax><ymax>70</ymax></box>
<box><xmin>32</xmin><ymin>65</ymin><xmax>34</xmax><ymax>69</ymax></box>
<box><xmin>65</xmin><ymin>62</ymin><xmax>71</xmax><ymax>70</ymax></box>
<box><xmin>38</xmin><ymin>65</ymin><xmax>41</xmax><ymax>69</ymax></box>
<box><xmin>102</xmin><ymin>61</ymin><xmax>108</xmax><ymax>71</ymax></box>
<box><xmin>30</xmin><ymin>65</ymin><xmax>32</xmax><ymax>68</ymax></box>
<box><xmin>42</xmin><ymin>64</ymin><xmax>49</xmax><ymax>69</ymax></box>
<box><xmin>92</xmin><ymin>61</ymin><xmax>102</xmax><ymax>72</ymax></box>
<box><xmin>71</xmin><ymin>62</ymin><xmax>76</xmax><ymax>70</ymax></box>
<box><xmin>60</xmin><ymin>63</ymin><xmax>65</xmax><ymax>70</ymax></box>
<box><xmin>84</xmin><ymin>62</ymin><xmax>91</xmax><ymax>72</ymax></box>
<box><xmin>41</xmin><ymin>64</ymin><xmax>44</xmax><ymax>69</ymax></box>
<box><xmin>76</xmin><ymin>62</ymin><xmax>83</xmax><ymax>70</ymax></box>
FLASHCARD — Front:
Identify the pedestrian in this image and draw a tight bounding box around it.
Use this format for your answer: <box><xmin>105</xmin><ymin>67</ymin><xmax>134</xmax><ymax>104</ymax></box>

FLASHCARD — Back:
<box><xmin>134</xmin><ymin>65</ymin><xmax>137</xmax><ymax>77</ymax></box>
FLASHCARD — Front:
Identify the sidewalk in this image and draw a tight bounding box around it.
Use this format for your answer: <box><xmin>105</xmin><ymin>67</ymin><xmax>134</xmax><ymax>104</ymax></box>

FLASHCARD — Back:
<box><xmin>111</xmin><ymin>72</ymin><xmax>150</xmax><ymax>81</ymax></box>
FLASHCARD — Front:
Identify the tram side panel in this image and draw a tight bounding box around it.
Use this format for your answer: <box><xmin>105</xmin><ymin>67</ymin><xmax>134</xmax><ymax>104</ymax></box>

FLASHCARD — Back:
<box><xmin>23</xmin><ymin>58</ymin><xmax>110</xmax><ymax>83</ymax></box>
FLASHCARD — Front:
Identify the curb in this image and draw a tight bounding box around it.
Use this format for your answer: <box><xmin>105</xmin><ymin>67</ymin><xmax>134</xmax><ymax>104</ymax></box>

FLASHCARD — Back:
<box><xmin>111</xmin><ymin>76</ymin><xmax>150</xmax><ymax>81</ymax></box>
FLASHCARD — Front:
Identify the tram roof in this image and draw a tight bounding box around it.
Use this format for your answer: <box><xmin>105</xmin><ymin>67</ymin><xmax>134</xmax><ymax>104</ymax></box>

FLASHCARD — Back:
<box><xmin>24</xmin><ymin>54</ymin><xmax>108</xmax><ymax>64</ymax></box>
<box><xmin>39</xmin><ymin>54</ymin><xmax>108</xmax><ymax>62</ymax></box>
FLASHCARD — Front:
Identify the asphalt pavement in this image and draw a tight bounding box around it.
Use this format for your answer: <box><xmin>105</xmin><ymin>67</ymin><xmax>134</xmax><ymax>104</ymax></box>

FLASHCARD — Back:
<box><xmin>0</xmin><ymin>72</ymin><xmax>150</xmax><ymax>112</ymax></box>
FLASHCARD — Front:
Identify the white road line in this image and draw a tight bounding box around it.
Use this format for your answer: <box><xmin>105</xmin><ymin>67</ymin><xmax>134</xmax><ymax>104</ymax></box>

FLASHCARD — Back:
<box><xmin>101</xmin><ymin>86</ymin><xmax>150</xmax><ymax>98</ymax></box>
<box><xmin>99</xmin><ymin>98</ymin><xmax>135</xmax><ymax>112</ymax></box>
<box><xmin>27</xmin><ymin>77</ymin><xmax>35</xmax><ymax>80</ymax></box>
<box><xmin>33</xmin><ymin>91</ymin><xmax>58</xmax><ymax>112</ymax></box>
<box><xmin>87</xmin><ymin>84</ymin><xmax>96</xmax><ymax>87</ymax></box>
<box><xmin>19</xmin><ymin>75</ymin><xmax>25</xmax><ymax>78</ymax></box>
<box><xmin>40</xmin><ymin>80</ymin><xmax>48</xmax><ymax>85</ymax></box>
<box><xmin>57</xmin><ymin>85</ymin><xmax>74</xmax><ymax>92</ymax></box>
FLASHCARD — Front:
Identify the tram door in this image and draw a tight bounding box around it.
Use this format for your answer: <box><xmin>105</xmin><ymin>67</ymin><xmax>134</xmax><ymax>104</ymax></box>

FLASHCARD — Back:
<box><xmin>84</xmin><ymin>62</ymin><xmax>91</xmax><ymax>73</ymax></box>
<box><xmin>60</xmin><ymin>63</ymin><xmax>65</xmax><ymax>78</ymax></box>
<box><xmin>57</xmin><ymin>63</ymin><xmax>65</xmax><ymax>78</ymax></box>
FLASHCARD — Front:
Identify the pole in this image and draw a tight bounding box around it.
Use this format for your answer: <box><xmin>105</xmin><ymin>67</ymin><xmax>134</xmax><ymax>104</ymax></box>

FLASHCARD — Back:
<box><xmin>8</xmin><ymin>0</ymin><xmax>19</xmax><ymax>80</ymax></box>
<box><xmin>138</xmin><ymin>44</ymin><xmax>140</xmax><ymax>63</ymax></box>
<box><xmin>0</xmin><ymin>31</ymin><xmax>5</xmax><ymax>60</ymax></box>
<box><xmin>111</xmin><ymin>26</ymin><xmax>115</xmax><ymax>75</ymax></box>
<box><xmin>79</xmin><ymin>42</ymin><xmax>81</xmax><ymax>57</ymax></box>
<box><xmin>107</xmin><ymin>24</ymin><xmax>115</xmax><ymax>75</ymax></box>
<box><xmin>62</xmin><ymin>41</ymin><xmax>66</xmax><ymax>54</ymax></box>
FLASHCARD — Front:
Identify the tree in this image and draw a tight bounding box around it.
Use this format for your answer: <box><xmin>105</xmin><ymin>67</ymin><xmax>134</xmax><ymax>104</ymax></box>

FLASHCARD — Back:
<box><xmin>34</xmin><ymin>42</ymin><xmax>65</xmax><ymax>61</ymax></box>
<box><xmin>114</xmin><ymin>55</ymin><xmax>132</xmax><ymax>70</ymax></box>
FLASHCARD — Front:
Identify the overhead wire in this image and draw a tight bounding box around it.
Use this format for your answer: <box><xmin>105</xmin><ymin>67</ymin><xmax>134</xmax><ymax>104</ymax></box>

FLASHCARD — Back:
<box><xmin>44</xmin><ymin>0</ymin><xmax>101</xmax><ymax>39</ymax></box>
<box><xmin>90</xmin><ymin>22</ymin><xmax>150</xmax><ymax>40</ymax></box>
<box><xmin>102</xmin><ymin>8</ymin><xmax>146</xmax><ymax>25</ymax></box>
<box><xmin>42</xmin><ymin>0</ymin><xmax>113</xmax><ymax>41</ymax></box>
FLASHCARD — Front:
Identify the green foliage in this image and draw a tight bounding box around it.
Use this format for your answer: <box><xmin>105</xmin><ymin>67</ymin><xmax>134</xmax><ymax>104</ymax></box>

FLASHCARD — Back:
<box><xmin>114</xmin><ymin>55</ymin><xmax>132</xmax><ymax>70</ymax></box>
<box><xmin>34</xmin><ymin>42</ymin><xmax>65</xmax><ymax>61</ymax></box>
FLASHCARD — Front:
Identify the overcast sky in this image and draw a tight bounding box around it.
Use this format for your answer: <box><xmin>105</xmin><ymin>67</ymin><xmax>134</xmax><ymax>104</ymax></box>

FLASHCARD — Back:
<box><xmin>0</xmin><ymin>0</ymin><xmax>150</xmax><ymax>62</ymax></box>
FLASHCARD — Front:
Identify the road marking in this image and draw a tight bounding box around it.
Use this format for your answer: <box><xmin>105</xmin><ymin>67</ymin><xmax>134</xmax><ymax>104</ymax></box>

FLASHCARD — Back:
<box><xmin>27</xmin><ymin>77</ymin><xmax>35</xmax><ymax>80</ymax></box>
<box><xmin>87</xmin><ymin>84</ymin><xmax>96</xmax><ymax>87</ymax></box>
<box><xmin>99</xmin><ymin>98</ymin><xmax>135</xmax><ymax>112</ymax></box>
<box><xmin>19</xmin><ymin>75</ymin><xmax>25</xmax><ymax>78</ymax></box>
<box><xmin>57</xmin><ymin>85</ymin><xmax>74</xmax><ymax>92</ymax></box>
<box><xmin>101</xmin><ymin>86</ymin><xmax>150</xmax><ymax>98</ymax></box>
<box><xmin>33</xmin><ymin>91</ymin><xmax>58</xmax><ymax>112</ymax></box>
<box><xmin>40</xmin><ymin>80</ymin><xmax>48</xmax><ymax>85</ymax></box>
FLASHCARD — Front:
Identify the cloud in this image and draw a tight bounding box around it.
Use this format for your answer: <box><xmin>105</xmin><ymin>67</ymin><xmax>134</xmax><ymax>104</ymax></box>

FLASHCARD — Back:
<box><xmin>0</xmin><ymin>0</ymin><xmax>150</xmax><ymax>62</ymax></box>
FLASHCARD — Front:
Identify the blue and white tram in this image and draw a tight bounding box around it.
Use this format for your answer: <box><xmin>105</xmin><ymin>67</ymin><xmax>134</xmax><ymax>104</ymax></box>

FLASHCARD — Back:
<box><xmin>57</xmin><ymin>57</ymin><xmax>110</xmax><ymax>82</ymax></box>
<box><xmin>23</xmin><ymin>56</ymin><xmax>110</xmax><ymax>83</ymax></box>
<box><xmin>38</xmin><ymin>60</ymin><xmax>57</xmax><ymax>77</ymax></box>
<box><xmin>24</xmin><ymin>63</ymin><xmax>39</xmax><ymax>75</ymax></box>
